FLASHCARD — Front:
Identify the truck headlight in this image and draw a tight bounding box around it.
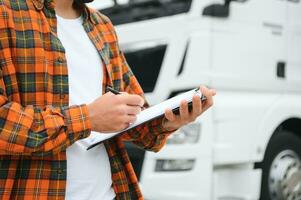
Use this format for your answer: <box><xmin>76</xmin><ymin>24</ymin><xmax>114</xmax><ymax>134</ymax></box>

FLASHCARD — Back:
<box><xmin>155</xmin><ymin>159</ymin><xmax>195</xmax><ymax>172</ymax></box>
<box><xmin>167</xmin><ymin>123</ymin><xmax>201</xmax><ymax>144</ymax></box>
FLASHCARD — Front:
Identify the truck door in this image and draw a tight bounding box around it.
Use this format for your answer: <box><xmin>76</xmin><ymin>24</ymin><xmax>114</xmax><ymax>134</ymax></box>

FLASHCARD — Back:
<box><xmin>287</xmin><ymin>0</ymin><xmax>301</xmax><ymax>91</ymax></box>
<box><xmin>209</xmin><ymin>0</ymin><xmax>287</xmax><ymax>168</ymax></box>
<box><xmin>210</xmin><ymin>0</ymin><xmax>287</xmax><ymax>92</ymax></box>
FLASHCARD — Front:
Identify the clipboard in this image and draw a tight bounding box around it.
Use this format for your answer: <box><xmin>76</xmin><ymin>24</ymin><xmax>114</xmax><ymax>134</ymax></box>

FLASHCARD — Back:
<box><xmin>87</xmin><ymin>88</ymin><xmax>206</xmax><ymax>150</ymax></box>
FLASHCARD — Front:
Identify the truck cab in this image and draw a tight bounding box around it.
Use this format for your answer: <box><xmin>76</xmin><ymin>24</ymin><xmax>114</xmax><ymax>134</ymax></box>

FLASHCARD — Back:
<box><xmin>90</xmin><ymin>0</ymin><xmax>301</xmax><ymax>199</ymax></box>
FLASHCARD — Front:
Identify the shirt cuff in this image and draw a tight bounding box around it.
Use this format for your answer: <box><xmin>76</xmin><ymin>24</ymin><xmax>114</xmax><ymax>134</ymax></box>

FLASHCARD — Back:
<box><xmin>61</xmin><ymin>104</ymin><xmax>92</xmax><ymax>138</ymax></box>
<box><xmin>150</xmin><ymin>117</ymin><xmax>177</xmax><ymax>136</ymax></box>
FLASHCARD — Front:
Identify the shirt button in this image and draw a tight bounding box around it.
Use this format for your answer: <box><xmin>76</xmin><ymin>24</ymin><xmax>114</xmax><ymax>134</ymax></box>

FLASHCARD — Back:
<box><xmin>57</xmin><ymin>57</ymin><xmax>65</xmax><ymax>63</ymax></box>
<box><xmin>59</xmin><ymin>94</ymin><xmax>66</xmax><ymax>99</ymax></box>
<box><xmin>57</xmin><ymin>169</ymin><xmax>64</xmax><ymax>175</ymax></box>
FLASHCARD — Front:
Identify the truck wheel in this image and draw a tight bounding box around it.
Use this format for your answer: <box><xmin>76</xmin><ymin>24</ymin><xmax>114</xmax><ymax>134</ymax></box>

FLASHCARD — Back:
<box><xmin>260</xmin><ymin>131</ymin><xmax>301</xmax><ymax>200</ymax></box>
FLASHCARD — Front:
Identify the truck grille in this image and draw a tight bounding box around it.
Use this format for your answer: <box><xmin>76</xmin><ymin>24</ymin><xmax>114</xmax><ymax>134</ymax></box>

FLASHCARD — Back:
<box><xmin>124</xmin><ymin>45</ymin><xmax>167</xmax><ymax>93</ymax></box>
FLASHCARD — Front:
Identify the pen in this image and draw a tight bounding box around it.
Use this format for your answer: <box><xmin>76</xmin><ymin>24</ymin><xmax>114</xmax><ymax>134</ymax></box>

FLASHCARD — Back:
<box><xmin>106</xmin><ymin>86</ymin><xmax>121</xmax><ymax>95</ymax></box>
<box><xmin>106</xmin><ymin>86</ymin><xmax>144</xmax><ymax>109</ymax></box>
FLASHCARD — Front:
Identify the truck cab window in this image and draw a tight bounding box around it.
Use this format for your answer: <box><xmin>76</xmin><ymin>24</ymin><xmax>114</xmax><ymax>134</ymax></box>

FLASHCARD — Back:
<box><xmin>99</xmin><ymin>0</ymin><xmax>192</xmax><ymax>25</ymax></box>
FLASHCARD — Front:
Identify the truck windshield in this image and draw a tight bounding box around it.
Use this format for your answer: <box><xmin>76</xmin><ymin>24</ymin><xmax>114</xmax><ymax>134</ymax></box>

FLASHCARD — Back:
<box><xmin>99</xmin><ymin>0</ymin><xmax>192</xmax><ymax>25</ymax></box>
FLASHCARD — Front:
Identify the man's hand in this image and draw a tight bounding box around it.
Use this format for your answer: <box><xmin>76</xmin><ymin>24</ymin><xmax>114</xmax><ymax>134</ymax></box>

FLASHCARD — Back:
<box><xmin>87</xmin><ymin>92</ymin><xmax>144</xmax><ymax>133</ymax></box>
<box><xmin>162</xmin><ymin>86</ymin><xmax>216</xmax><ymax>131</ymax></box>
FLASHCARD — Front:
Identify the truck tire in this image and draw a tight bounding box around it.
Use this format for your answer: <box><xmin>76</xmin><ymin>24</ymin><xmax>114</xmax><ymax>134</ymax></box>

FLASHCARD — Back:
<box><xmin>260</xmin><ymin>131</ymin><xmax>301</xmax><ymax>200</ymax></box>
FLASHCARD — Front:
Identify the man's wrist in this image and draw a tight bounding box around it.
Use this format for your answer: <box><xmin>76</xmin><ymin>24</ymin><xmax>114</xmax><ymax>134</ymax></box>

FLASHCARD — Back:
<box><xmin>161</xmin><ymin>118</ymin><xmax>178</xmax><ymax>133</ymax></box>
<box><xmin>86</xmin><ymin>103</ymin><xmax>96</xmax><ymax>131</ymax></box>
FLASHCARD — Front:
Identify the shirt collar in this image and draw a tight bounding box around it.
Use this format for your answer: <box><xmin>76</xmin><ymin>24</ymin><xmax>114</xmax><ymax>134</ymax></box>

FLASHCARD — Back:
<box><xmin>81</xmin><ymin>4</ymin><xmax>98</xmax><ymax>25</ymax></box>
<box><xmin>31</xmin><ymin>0</ymin><xmax>97</xmax><ymax>25</ymax></box>
<box><xmin>31</xmin><ymin>0</ymin><xmax>45</xmax><ymax>10</ymax></box>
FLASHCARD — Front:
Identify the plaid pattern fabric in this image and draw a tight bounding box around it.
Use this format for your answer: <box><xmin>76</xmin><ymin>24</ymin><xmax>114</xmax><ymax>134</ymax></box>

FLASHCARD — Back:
<box><xmin>0</xmin><ymin>0</ymin><xmax>172</xmax><ymax>199</ymax></box>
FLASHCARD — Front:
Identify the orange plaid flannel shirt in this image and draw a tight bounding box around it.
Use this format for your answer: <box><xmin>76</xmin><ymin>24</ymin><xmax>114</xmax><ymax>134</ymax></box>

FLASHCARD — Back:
<box><xmin>0</xmin><ymin>0</ymin><xmax>172</xmax><ymax>199</ymax></box>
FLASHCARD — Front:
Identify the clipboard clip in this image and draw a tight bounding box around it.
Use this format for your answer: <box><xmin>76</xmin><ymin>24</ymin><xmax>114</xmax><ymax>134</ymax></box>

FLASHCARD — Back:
<box><xmin>194</xmin><ymin>88</ymin><xmax>207</xmax><ymax>101</ymax></box>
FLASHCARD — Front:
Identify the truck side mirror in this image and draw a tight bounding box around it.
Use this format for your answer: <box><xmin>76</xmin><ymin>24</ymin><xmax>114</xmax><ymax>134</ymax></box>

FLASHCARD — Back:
<box><xmin>202</xmin><ymin>4</ymin><xmax>230</xmax><ymax>18</ymax></box>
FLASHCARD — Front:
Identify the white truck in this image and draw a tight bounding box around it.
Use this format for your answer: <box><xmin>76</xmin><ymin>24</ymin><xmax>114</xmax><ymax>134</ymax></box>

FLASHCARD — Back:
<box><xmin>90</xmin><ymin>0</ymin><xmax>301</xmax><ymax>199</ymax></box>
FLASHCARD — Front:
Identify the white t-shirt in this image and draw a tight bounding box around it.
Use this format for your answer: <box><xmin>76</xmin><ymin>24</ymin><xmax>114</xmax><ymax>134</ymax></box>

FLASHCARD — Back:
<box><xmin>56</xmin><ymin>15</ymin><xmax>116</xmax><ymax>200</ymax></box>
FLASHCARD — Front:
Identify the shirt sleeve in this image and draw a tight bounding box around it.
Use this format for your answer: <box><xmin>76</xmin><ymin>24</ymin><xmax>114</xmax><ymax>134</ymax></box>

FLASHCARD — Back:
<box><xmin>0</xmin><ymin>92</ymin><xmax>91</xmax><ymax>156</ymax></box>
<box><xmin>0</xmin><ymin>5</ymin><xmax>92</xmax><ymax>156</ymax></box>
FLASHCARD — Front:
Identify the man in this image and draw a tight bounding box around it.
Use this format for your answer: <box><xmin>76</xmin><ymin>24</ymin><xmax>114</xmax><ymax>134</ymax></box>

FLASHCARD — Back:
<box><xmin>0</xmin><ymin>0</ymin><xmax>216</xmax><ymax>199</ymax></box>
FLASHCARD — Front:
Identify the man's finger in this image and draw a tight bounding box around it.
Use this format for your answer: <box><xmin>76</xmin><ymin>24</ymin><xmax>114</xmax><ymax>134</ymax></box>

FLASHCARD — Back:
<box><xmin>200</xmin><ymin>86</ymin><xmax>214</xmax><ymax>112</ymax></box>
<box><xmin>165</xmin><ymin>109</ymin><xmax>176</xmax><ymax>122</ymax></box>
<box><xmin>200</xmin><ymin>86</ymin><xmax>211</xmax><ymax>97</ymax></box>
<box><xmin>179</xmin><ymin>100</ymin><xmax>189</xmax><ymax>121</ymax></box>
<box><xmin>121</xmin><ymin>94</ymin><xmax>144</xmax><ymax>107</ymax></box>
<box><xmin>125</xmin><ymin>105</ymin><xmax>142</xmax><ymax>115</ymax></box>
<box><xmin>192</xmin><ymin>95</ymin><xmax>202</xmax><ymax>117</ymax></box>
<box><xmin>124</xmin><ymin>115</ymin><xmax>138</xmax><ymax>124</ymax></box>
